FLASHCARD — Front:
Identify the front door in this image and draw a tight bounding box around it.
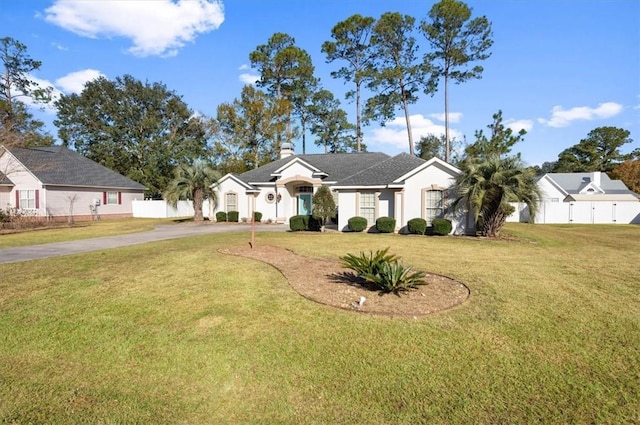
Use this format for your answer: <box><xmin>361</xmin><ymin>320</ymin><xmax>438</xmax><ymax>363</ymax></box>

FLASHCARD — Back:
<box><xmin>298</xmin><ymin>194</ymin><xmax>312</xmax><ymax>215</ymax></box>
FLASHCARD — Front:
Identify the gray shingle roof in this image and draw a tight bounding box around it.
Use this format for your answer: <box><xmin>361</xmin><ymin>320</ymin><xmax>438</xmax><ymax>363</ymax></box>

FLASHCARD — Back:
<box><xmin>335</xmin><ymin>153</ymin><xmax>427</xmax><ymax>186</ymax></box>
<box><xmin>546</xmin><ymin>172</ymin><xmax>636</xmax><ymax>195</ymax></box>
<box><xmin>0</xmin><ymin>173</ymin><xmax>13</xmax><ymax>186</ymax></box>
<box><xmin>237</xmin><ymin>152</ymin><xmax>391</xmax><ymax>184</ymax></box>
<box><xmin>7</xmin><ymin>146</ymin><xmax>145</xmax><ymax>190</ymax></box>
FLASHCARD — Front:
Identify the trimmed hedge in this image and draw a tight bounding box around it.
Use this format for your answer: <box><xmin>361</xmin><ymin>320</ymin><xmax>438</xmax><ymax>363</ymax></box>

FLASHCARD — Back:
<box><xmin>215</xmin><ymin>211</ymin><xmax>227</xmax><ymax>222</ymax></box>
<box><xmin>376</xmin><ymin>216</ymin><xmax>396</xmax><ymax>233</ymax></box>
<box><xmin>227</xmin><ymin>211</ymin><xmax>239</xmax><ymax>222</ymax></box>
<box><xmin>347</xmin><ymin>216</ymin><xmax>368</xmax><ymax>232</ymax></box>
<box><xmin>289</xmin><ymin>215</ymin><xmax>321</xmax><ymax>231</ymax></box>
<box><xmin>407</xmin><ymin>217</ymin><xmax>427</xmax><ymax>235</ymax></box>
<box><xmin>253</xmin><ymin>211</ymin><xmax>263</xmax><ymax>222</ymax></box>
<box><xmin>432</xmin><ymin>218</ymin><xmax>452</xmax><ymax>235</ymax></box>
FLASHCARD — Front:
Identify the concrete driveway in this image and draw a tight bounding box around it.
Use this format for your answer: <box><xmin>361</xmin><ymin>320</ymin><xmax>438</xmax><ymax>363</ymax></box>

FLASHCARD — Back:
<box><xmin>0</xmin><ymin>223</ymin><xmax>288</xmax><ymax>264</ymax></box>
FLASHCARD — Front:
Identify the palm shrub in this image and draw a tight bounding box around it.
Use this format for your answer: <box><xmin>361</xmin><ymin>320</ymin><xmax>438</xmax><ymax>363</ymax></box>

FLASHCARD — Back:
<box><xmin>340</xmin><ymin>248</ymin><xmax>398</xmax><ymax>276</ymax></box>
<box><xmin>163</xmin><ymin>159</ymin><xmax>220</xmax><ymax>222</ymax></box>
<box><xmin>253</xmin><ymin>211</ymin><xmax>262</xmax><ymax>222</ymax></box>
<box><xmin>407</xmin><ymin>217</ymin><xmax>427</xmax><ymax>235</ymax></box>
<box><xmin>347</xmin><ymin>216</ymin><xmax>368</xmax><ymax>232</ymax></box>
<box><xmin>227</xmin><ymin>211</ymin><xmax>239</xmax><ymax>222</ymax></box>
<box><xmin>375</xmin><ymin>217</ymin><xmax>396</xmax><ymax>233</ymax></box>
<box><xmin>454</xmin><ymin>156</ymin><xmax>540</xmax><ymax>237</ymax></box>
<box><xmin>340</xmin><ymin>248</ymin><xmax>425</xmax><ymax>295</ymax></box>
<box><xmin>432</xmin><ymin>218</ymin><xmax>452</xmax><ymax>235</ymax></box>
<box><xmin>362</xmin><ymin>261</ymin><xmax>426</xmax><ymax>295</ymax></box>
<box><xmin>215</xmin><ymin>211</ymin><xmax>227</xmax><ymax>222</ymax></box>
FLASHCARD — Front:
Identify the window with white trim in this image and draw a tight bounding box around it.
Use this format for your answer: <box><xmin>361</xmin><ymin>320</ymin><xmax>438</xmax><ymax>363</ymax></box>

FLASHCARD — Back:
<box><xmin>425</xmin><ymin>190</ymin><xmax>444</xmax><ymax>226</ymax></box>
<box><xmin>225</xmin><ymin>192</ymin><xmax>237</xmax><ymax>212</ymax></box>
<box><xmin>19</xmin><ymin>190</ymin><xmax>36</xmax><ymax>209</ymax></box>
<box><xmin>265</xmin><ymin>192</ymin><xmax>276</xmax><ymax>203</ymax></box>
<box><xmin>106</xmin><ymin>191</ymin><xmax>118</xmax><ymax>205</ymax></box>
<box><xmin>359</xmin><ymin>191</ymin><xmax>375</xmax><ymax>226</ymax></box>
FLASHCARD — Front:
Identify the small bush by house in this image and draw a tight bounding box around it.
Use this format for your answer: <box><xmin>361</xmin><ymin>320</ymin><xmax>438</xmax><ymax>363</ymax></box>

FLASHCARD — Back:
<box><xmin>347</xmin><ymin>216</ymin><xmax>367</xmax><ymax>232</ymax></box>
<box><xmin>289</xmin><ymin>215</ymin><xmax>321</xmax><ymax>231</ymax></box>
<box><xmin>407</xmin><ymin>217</ymin><xmax>427</xmax><ymax>235</ymax></box>
<box><xmin>432</xmin><ymin>218</ymin><xmax>452</xmax><ymax>236</ymax></box>
<box><xmin>215</xmin><ymin>211</ymin><xmax>227</xmax><ymax>222</ymax></box>
<box><xmin>253</xmin><ymin>211</ymin><xmax>262</xmax><ymax>222</ymax></box>
<box><xmin>227</xmin><ymin>211</ymin><xmax>239</xmax><ymax>222</ymax></box>
<box><xmin>376</xmin><ymin>217</ymin><xmax>396</xmax><ymax>233</ymax></box>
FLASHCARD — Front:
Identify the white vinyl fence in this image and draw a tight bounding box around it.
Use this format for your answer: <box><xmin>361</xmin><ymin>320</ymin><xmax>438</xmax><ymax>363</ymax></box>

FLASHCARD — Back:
<box><xmin>132</xmin><ymin>199</ymin><xmax>214</xmax><ymax>219</ymax></box>
<box><xmin>508</xmin><ymin>201</ymin><xmax>640</xmax><ymax>224</ymax></box>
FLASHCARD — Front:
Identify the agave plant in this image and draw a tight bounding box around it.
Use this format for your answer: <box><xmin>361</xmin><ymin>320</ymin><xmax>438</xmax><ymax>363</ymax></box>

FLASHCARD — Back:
<box><xmin>362</xmin><ymin>261</ymin><xmax>426</xmax><ymax>295</ymax></box>
<box><xmin>340</xmin><ymin>247</ymin><xmax>397</xmax><ymax>277</ymax></box>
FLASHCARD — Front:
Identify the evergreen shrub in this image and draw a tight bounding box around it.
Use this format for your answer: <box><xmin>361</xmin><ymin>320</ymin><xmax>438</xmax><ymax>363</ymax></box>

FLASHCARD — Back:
<box><xmin>376</xmin><ymin>216</ymin><xmax>396</xmax><ymax>233</ymax></box>
<box><xmin>347</xmin><ymin>216</ymin><xmax>367</xmax><ymax>232</ymax></box>
<box><xmin>215</xmin><ymin>211</ymin><xmax>227</xmax><ymax>222</ymax></box>
<box><xmin>407</xmin><ymin>218</ymin><xmax>427</xmax><ymax>235</ymax></box>
<box><xmin>227</xmin><ymin>211</ymin><xmax>239</xmax><ymax>222</ymax></box>
<box><xmin>432</xmin><ymin>218</ymin><xmax>452</xmax><ymax>235</ymax></box>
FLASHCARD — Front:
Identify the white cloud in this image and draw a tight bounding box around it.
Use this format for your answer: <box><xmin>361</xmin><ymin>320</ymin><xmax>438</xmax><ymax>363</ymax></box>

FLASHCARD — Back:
<box><xmin>538</xmin><ymin>102</ymin><xmax>623</xmax><ymax>128</ymax></box>
<box><xmin>367</xmin><ymin>114</ymin><xmax>463</xmax><ymax>150</ymax></box>
<box><xmin>429</xmin><ymin>112</ymin><xmax>463</xmax><ymax>124</ymax></box>
<box><xmin>55</xmin><ymin>69</ymin><xmax>105</xmax><ymax>94</ymax></box>
<box><xmin>505</xmin><ymin>119</ymin><xmax>533</xmax><ymax>133</ymax></box>
<box><xmin>239</xmin><ymin>73</ymin><xmax>259</xmax><ymax>85</ymax></box>
<box><xmin>44</xmin><ymin>0</ymin><xmax>225</xmax><ymax>57</ymax></box>
<box><xmin>238</xmin><ymin>64</ymin><xmax>250</xmax><ymax>71</ymax></box>
<box><xmin>51</xmin><ymin>42</ymin><xmax>68</xmax><ymax>51</ymax></box>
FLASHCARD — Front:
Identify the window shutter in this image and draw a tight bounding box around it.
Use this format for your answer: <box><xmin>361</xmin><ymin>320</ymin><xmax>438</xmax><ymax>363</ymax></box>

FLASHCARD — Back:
<box><xmin>103</xmin><ymin>192</ymin><xmax>107</xmax><ymax>205</ymax></box>
<box><xmin>118</xmin><ymin>192</ymin><xmax>122</xmax><ymax>205</ymax></box>
<box><xmin>15</xmin><ymin>191</ymin><xmax>20</xmax><ymax>209</ymax></box>
<box><xmin>35</xmin><ymin>190</ymin><xmax>40</xmax><ymax>209</ymax></box>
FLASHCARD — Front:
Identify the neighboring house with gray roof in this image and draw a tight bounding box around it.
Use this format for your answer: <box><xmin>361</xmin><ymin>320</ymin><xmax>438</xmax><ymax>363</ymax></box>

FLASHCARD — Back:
<box><xmin>509</xmin><ymin>171</ymin><xmax>640</xmax><ymax>224</ymax></box>
<box><xmin>0</xmin><ymin>145</ymin><xmax>145</xmax><ymax>221</ymax></box>
<box><xmin>214</xmin><ymin>144</ymin><xmax>473</xmax><ymax>233</ymax></box>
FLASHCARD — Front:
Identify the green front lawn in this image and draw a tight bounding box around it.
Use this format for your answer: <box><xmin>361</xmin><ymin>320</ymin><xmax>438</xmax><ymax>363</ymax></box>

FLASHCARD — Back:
<box><xmin>1</xmin><ymin>224</ymin><xmax>638</xmax><ymax>424</ymax></box>
<box><xmin>0</xmin><ymin>218</ymin><xmax>175</xmax><ymax>248</ymax></box>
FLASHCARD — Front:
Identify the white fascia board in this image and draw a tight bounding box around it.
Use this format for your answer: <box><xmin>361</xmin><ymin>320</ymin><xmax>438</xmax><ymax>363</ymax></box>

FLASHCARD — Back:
<box><xmin>216</xmin><ymin>173</ymin><xmax>255</xmax><ymax>190</ymax></box>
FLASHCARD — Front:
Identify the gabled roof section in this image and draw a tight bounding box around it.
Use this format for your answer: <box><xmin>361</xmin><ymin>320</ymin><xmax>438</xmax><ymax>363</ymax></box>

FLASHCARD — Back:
<box><xmin>236</xmin><ymin>152</ymin><xmax>391</xmax><ymax>185</ymax></box>
<box><xmin>393</xmin><ymin>156</ymin><xmax>461</xmax><ymax>183</ymax></box>
<box><xmin>271</xmin><ymin>157</ymin><xmax>324</xmax><ymax>178</ymax></box>
<box><xmin>334</xmin><ymin>153</ymin><xmax>428</xmax><ymax>187</ymax></box>
<box><xmin>0</xmin><ymin>173</ymin><xmax>14</xmax><ymax>186</ymax></box>
<box><xmin>5</xmin><ymin>146</ymin><xmax>145</xmax><ymax>190</ymax></box>
<box><xmin>216</xmin><ymin>172</ymin><xmax>257</xmax><ymax>191</ymax></box>
<box><xmin>544</xmin><ymin>172</ymin><xmax>636</xmax><ymax>196</ymax></box>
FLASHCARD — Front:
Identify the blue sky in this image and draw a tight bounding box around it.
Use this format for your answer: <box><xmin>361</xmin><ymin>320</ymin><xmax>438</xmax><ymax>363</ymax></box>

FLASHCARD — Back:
<box><xmin>2</xmin><ymin>0</ymin><xmax>638</xmax><ymax>166</ymax></box>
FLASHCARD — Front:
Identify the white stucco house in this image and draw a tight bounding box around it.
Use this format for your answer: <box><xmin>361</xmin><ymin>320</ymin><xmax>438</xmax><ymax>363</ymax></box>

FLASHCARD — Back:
<box><xmin>214</xmin><ymin>144</ymin><xmax>472</xmax><ymax>234</ymax></box>
<box><xmin>509</xmin><ymin>171</ymin><xmax>640</xmax><ymax>224</ymax></box>
<box><xmin>0</xmin><ymin>145</ymin><xmax>146</xmax><ymax>221</ymax></box>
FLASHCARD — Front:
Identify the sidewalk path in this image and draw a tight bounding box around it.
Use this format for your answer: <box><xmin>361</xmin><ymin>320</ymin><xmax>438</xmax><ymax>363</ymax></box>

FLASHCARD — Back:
<box><xmin>0</xmin><ymin>223</ymin><xmax>288</xmax><ymax>265</ymax></box>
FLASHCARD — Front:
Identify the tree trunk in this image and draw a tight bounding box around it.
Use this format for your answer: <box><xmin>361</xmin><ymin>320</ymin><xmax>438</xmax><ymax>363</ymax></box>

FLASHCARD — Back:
<box><xmin>482</xmin><ymin>208</ymin><xmax>507</xmax><ymax>238</ymax></box>
<box><xmin>356</xmin><ymin>81</ymin><xmax>362</xmax><ymax>152</ymax></box>
<box><xmin>193</xmin><ymin>189</ymin><xmax>204</xmax><ymax>222</ymax></box>
<box><xmin>402</xmin><ymin>93</ymin><xmax>414</xmax><ymax>156</ymax></box>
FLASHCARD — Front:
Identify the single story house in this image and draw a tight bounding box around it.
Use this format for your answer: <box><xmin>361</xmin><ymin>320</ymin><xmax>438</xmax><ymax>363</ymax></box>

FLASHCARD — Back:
<box><xmin>214</xmin><ymin>143</ymin><xmax>473</xmax><ymax>234</ymax></box>
<box><xmin>509</xmin><ymin>171</ymin><xmax>640</xmax><ymax>224</ymax></box>
<box><xmin>0</xmin><ymin>145</ymin><xmax>145</xmax><ymax>221</ymax></box>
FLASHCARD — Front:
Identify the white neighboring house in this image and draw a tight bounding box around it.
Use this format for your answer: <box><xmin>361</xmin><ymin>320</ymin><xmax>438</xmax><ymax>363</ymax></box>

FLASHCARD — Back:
<box><xmin>0</xmin><ymin>145</ymin><xmax>146</xmax><ymax>221</ymax></box>
<box><xmin>509</xmin><ymin>171</ymin><xmax>640</xmax><ymax>224</ymax></box>
<box><xmin>213</xmin><ymin>144</ymin><xmax>473</xmax><ymax>234</ymax></box>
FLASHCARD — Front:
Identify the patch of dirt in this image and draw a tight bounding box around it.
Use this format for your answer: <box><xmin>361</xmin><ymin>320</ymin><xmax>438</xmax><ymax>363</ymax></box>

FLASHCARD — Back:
<box><xmin>221</xmin><ymin>245</ymin><xmax>470</xmax><ymax>317</ymax></box>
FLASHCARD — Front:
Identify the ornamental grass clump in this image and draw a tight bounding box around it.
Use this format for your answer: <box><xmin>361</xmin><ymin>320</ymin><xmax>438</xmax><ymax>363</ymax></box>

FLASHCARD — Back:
<box><xmin>340</xmin><ymin>248</ymin><xmax>426</xmax><ymax>295</ymax></box>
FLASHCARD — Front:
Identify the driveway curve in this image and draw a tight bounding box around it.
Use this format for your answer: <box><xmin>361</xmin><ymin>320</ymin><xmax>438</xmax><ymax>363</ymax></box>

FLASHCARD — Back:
<box><xmin>0</xmin><ymin>223</ymin><xmax>288</xmax><ymax>264</ymax></box>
